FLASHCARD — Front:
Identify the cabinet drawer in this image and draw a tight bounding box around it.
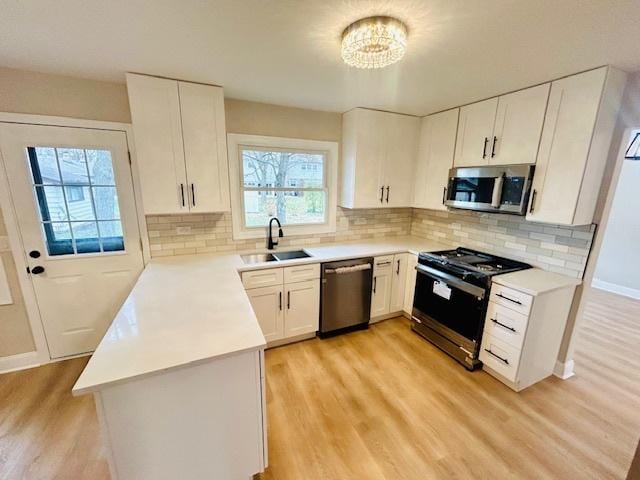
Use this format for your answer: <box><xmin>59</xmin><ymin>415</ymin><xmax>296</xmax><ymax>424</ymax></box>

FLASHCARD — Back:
<box><xmin>242</xmin><ymin>268</ymin><xmax>283</xmax><ymax>289</ymax></box>
<box><xmin>374</xmin><ymin>255</ymin><xmax>394</xmax><ymax>272</ymax></box>
<box><xmin>480</xmin><ymin>334</ymin><xmax>521</xmax><ymax>382</ymax></box>
<box><xmin>484</xmin><ymin>302</ymin><xmax>529</xmax><ymax>350</ymax></box>
<box><xmin>284</xmin><ymin>264</ymin><xmax>320</xmax><ymax>283</ymax></box>
<box><xmin>490</xmin><ymin>283</ymin><xmax>532</xmax><ymax>316</ymax></box>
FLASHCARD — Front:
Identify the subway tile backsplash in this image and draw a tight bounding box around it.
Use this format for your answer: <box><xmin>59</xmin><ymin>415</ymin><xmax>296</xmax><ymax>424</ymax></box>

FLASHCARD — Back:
<box><xmin>410</xmin><ymin>208</ymin><xmax>594</xmax><ymax>278</ymax></box>
<box><xmin>146</xmin><ymin>208</ymin><xmax>412</xmax><ymax>257</ymax></box>
<box><xmin>146</xmin><ymin>207</ymin><xmax>594</xmax><ymax>279</ymax></box>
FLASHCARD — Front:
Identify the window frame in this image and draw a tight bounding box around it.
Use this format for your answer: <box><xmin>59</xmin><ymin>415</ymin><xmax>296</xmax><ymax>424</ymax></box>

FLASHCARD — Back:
<box><xmin>227</xmin><ymin>134</ymin><xmax>338</xmax><ymax>240</ymax></box>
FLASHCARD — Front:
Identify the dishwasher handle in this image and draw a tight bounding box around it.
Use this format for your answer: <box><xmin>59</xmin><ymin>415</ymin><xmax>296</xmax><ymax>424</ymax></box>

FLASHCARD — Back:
<box><xmin>325</xmin><ymin>263</ymin><xmax>372</xmax><ymax>275</ymax></box>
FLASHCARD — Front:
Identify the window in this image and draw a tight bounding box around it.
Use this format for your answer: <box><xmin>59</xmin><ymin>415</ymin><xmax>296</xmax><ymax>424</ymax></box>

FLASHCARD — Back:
<box><xmin>228</xmin><ymin>134</ymin><xmax>338</xmax><ymax>239</ymax></box>
<box><xmin>27</xmin><ymin>147</ymin><xmax>125</xmax><ymax>256</ymax></box>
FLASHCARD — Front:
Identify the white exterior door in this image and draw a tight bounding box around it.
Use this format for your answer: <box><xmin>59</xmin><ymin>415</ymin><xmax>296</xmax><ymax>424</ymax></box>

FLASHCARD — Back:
<box><xmin>284</xmin><ymin>280</ymin><xmax>319</xmax><ymax>337</ymax></box>
<box><xmin>0</xmin><ymin>123</ymin><xmax>144</xmax><ymax>358</ymax></box>
<box><xmin>246</xmin><ymin>285</ymin><xmax>284</xmax><ymax>343</ymax></box>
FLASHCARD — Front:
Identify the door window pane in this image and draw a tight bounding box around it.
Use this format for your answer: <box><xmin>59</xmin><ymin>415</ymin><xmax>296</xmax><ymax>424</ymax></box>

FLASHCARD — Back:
<box><xmin>57</xmin><ymin>148</ymin><xmax>89</xmax><ymax>184</ymax></box>
<box><xmin>92</xmin><ymin>187</ymin><xmax>120</xmax><ymax>220</ymax></box>
<box><xmin>27</xmin><ymin>147</ymin><xmax>125</xmax><ymax>256</ymax></box>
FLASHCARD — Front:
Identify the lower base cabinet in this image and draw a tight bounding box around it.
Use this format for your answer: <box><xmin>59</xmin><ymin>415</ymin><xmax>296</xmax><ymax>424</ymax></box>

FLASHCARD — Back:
<box><xmin>371</xmin><ymin>254</ymin><xmax>409</xmax><ymax>320</ymax></box>
<box><xmin>403</xmin><ymin>253</ymin><xmax>418</xmax><ymax>315</ymax></box>
<box><xmin>243</xmin><ymin>264</ymin><xmax>320</xmax><ymax>346</ymax></box>
<box><xmin>479</xmin><ymin>280</ymin><xmax>577</xmax><ymax>391</ymax></box>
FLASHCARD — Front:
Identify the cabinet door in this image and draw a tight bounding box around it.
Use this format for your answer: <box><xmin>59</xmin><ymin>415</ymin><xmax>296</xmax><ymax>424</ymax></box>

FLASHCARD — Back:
<box><xmin>526</xmin><ymin>68</ymin><xmax>607</xmax><ymax>225</ymax></box>
<box><xmin>246</xmin><ymin>285</ymin><xmax>284</xmax><ymax>343</ymax></box>
<box><xmin>353</xmin><ymin>109</ymin><xmax>386</xmax><ymax>208</ymax></box>
<box><xmin>284</xmin><ymin>280</ymin><xmax>320</xmax><ymax>337</ymax></box>
<box><xmin>126</xmin><ymin>73</ymin><xmax>188</xmax><ymax>214</ymax></box>
<box><xmin>414</xmin><ymin>109</ymin><xmax>458</xmax><ymax>210</ymax></box>
<box><xmin>371</xmin><ymin>256</ymin><xmax>393</xmax><ymax>318</ymax></box>
<box><xmin>389</xmin><ymin>254</ymin><xmax>408</xmax><ymax>312</ymax></box>
<box><xmin>403</xmin><ymin>254</ymin><xmax>418</xmax><ymax>315</ymax></box>
<box><xmin>178</xmin><ymin>82</ymin><xmax>230</xmax><ymax>213</ymax></box>
<box><xmin>491</xmin><ymin>84</ymin><xmax>550</xmax><ymax>165</ymax></box>
<box><xmin>454</xmin><ymin>98</ymin><xmax>498</xmax><ymax>167</ymax></box>
<box><xmin>383</xmin><ymin>114</ymin><xmax>419</xmax><ymax>207</ymax></box>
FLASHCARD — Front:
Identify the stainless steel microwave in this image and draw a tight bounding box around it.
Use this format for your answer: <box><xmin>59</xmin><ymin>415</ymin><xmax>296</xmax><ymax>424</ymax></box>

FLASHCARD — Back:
<box><xmin>445</xmin><ymin>164</ymin><xmax>535</xmax><ymax>215</ymax></box>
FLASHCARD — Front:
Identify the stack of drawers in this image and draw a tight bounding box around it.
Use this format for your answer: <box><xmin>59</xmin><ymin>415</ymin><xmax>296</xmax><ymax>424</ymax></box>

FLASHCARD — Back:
<box><xmin>479</xmin><ymin>284</ymin><xmax>533</xmax><ymax>383</ymax></box>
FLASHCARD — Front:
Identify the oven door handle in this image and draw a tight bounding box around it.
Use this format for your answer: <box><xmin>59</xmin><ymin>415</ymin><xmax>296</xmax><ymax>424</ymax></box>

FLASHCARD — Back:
<box><xmin>415</xmin><ymin>264</ymin><xmax>486</xmax><ymax>299</ymax></box>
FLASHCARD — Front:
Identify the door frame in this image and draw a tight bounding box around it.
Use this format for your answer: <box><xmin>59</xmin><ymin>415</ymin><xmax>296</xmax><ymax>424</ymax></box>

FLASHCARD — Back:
<box><xmin>0</xmin><ymin>112</ymin><xmax>150</xmax><ymax>366</ymax></box>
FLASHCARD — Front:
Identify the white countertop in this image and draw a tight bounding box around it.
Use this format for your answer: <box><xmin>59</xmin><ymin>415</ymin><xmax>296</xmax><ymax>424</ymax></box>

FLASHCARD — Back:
<box><xmin>492</xmin><ymin>268</ymin><xmax>582</xmax><ymax>296</ymax></box>
<box><xmin>73</xmin><ymin>236</ymin><xmax>448</xmax><ymax>395</ymax></box>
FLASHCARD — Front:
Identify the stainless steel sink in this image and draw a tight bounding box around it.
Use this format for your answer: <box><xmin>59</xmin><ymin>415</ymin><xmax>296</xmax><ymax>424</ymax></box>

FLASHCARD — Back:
<box><xmin>240</xmin><ymin>253</ymin><xmax>277</xmax><ymax>264</ymax></box>
<box><xmin>273</xmin><ymin>250</ymin><xmax>312</xmax><ymax>261</ymax></box>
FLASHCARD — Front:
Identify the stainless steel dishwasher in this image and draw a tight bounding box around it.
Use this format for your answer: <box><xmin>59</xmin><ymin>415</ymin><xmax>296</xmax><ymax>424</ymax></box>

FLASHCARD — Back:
<box><xmin>320</xmin><ymin>257</ymin><xmax>373</xmax><ymax>337</ymax></box>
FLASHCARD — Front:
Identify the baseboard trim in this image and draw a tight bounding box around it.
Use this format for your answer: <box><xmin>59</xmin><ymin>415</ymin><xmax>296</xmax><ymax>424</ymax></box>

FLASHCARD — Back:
<box><xmin>553</xmin><ymin>359</ymin><xmax>575</xmax><ymax>380</ymax></box>
<box><xmin>0</xmin><ymin>351</ymin><xmax>40</xmax><ymax>374</ymax></box>
<box><xmin>592</xmin><ymin>279</ymin><xmax>640</xmax><ymax>300</ymax></box>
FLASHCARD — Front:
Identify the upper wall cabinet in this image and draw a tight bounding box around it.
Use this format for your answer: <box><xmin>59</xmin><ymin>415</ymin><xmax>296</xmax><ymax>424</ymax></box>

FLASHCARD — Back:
<box><xmin>126</xmin><ymin>73</ymin><xmax>230</xmax><ymax>215</ymax></box>
<box><xmin>527</xmin><ymin>67</ymin><xmax>627</xmax><ymax>226</ymax></box>
<box><xmin>454</xmin><ymin>84</ymin><xmax>550</xmax><ymax>167</ymax></box>
<box><xmin>340</xmin><ymin>108</ymin><xmax>419</xmax><ymax>209</ymax></box>
<box><xmin>413</xmin><ymin>108</ymin><xmax>459</xmax><ymax>210</ymax></box>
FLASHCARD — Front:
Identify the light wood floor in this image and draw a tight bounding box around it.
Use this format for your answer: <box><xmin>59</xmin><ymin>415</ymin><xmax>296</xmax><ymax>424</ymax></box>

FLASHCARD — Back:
<box><xmin>2</xmin><ymin>289</ymin><xmax>639</xmax><ymax>479</ymax></box>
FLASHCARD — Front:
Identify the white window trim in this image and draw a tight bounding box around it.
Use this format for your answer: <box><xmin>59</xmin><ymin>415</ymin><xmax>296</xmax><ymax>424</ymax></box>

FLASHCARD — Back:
<box><xmin>227</xmin><ymin>133</ymin><xmax>338</xmax><ymax>240</ymax></box>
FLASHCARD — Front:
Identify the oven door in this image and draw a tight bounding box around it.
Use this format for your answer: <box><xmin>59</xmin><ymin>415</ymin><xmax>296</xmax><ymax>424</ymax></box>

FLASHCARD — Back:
<box><xmin>412</xmin><ymin>264</ymin><xmax>487</xmax><ymax>347</ymax></box>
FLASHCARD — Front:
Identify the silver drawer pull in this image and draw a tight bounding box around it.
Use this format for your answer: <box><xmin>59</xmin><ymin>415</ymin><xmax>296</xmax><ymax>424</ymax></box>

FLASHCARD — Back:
<box><xmin>484</xmin><ymin>348</ymin><xmax>509</xmax><ymax>365</ymax></box>
<box><xmin>496</xmin><ymin>293</ymin><xmax>522</xmax><ymax>305</ymax></box>
<box><xmin>490</xmin><ymin>317</ymin><xmax>517</xmax><ymax>333</ymax></box>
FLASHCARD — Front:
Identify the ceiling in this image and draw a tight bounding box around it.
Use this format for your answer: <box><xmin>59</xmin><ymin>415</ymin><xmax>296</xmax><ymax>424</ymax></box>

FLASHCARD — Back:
<box><xmin>1</xmin><ymin>0</ymin><xmax>640</xmax><ymax>116</ymax></box>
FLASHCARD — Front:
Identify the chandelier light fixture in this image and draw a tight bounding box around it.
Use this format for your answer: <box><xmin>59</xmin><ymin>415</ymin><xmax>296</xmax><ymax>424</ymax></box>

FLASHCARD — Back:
<box><xmin>341</xmin><ymin>16</ymin><xmax>408</xmax><ymax>69</ymax></box>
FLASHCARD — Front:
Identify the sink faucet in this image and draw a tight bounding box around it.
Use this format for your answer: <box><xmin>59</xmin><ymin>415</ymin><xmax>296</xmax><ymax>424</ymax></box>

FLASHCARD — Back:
<box><xmin>267</xmin><ymin>217</ymin><xmax>283</xmax><ymax>250</ymax></box>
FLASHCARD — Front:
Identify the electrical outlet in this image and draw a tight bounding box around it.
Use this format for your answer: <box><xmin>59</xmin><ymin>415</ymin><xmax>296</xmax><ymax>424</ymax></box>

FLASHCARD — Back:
<box><xmin>176</xmin><ymin>226</ymin><xmax>191</xmax><ymax>235</ymax></box>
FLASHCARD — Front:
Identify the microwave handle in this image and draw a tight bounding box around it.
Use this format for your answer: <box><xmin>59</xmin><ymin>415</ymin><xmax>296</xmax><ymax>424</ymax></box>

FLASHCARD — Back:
<box><xmin>491</xmin><ymin>174</ymin><xmax>504</xmax><ymax>208</ymax></box>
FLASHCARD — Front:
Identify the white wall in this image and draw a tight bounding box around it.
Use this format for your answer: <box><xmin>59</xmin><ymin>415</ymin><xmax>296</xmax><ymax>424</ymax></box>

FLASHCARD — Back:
<box><xmin>592</xmin><ymin>146</ymin><xmax>640</xmax><ymax>299</ymax></box>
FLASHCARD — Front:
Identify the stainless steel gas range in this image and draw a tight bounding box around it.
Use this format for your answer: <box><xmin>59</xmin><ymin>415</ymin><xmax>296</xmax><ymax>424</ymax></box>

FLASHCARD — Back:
<box><xmin>412</xmin><ymin>248</ymin><xmax>531</xmax><ymax>370</ymax></box>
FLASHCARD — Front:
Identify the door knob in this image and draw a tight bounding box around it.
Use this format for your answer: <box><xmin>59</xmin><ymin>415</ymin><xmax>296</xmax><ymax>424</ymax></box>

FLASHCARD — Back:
<box><xmin>29</xmin><ymin>250</ymin><xmax>41</xmax><ymax>258</ymax></box>
<box><xmin>31</xmin><ymin>266</ymin><xmax>45</xmax><ymax>275</ymax></box>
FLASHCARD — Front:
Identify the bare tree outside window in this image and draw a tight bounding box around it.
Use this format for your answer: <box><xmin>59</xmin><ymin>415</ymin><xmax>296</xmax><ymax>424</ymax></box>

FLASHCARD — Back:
<box><xmin>241</xmin><ymin>147</ymin><xmax>327</xmax><ymax>227</ymax></box>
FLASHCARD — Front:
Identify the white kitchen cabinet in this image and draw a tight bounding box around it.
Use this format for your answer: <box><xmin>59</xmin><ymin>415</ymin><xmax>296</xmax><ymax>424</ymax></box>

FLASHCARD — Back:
<box><xmin>491</xmin><ymin>83</ymin><xmax>550</xmax><ymax>165</ymax></box>
<box><xmin>370</xmin><ymin>256</ymin><xmax>393</xmax><ymax>318</ymax></box>
<box><xmin>243</xmin><ymin>266</ymin><xmax>320</xmax><ymax>346</ymax></box>
<box><xmin>126</xmin><ymin>73</ymin><xmax>230</xmax><ymax>215</ymax></box>
<box><xmin>178</xmin><ymin>81</ymin><xmax>230</xmax><ymax>213</ymax></box>
<box><xmin>341</xmin><ymin>108</ymin><xmax>419</xmax><ymax>209</ymax></box>
<box><xmin>389</xmin><ymin>254</ymin><xmax>408</xmax><ymax>313</ymax></box>
<box><xmin>454</xmin><ymin>84</ymin><xmax>549</xmax><ymax>168</ymax></box>
<box><xmin>526</xmin><ymin>66</ymin><xmax>627</xmax><ymax>225</ymax></box>
<box><xmin>246</xmin><ymin>285</ymin><xmax>284</xmax><ymax>343</ymax></box>
<box><xmin>413</xmin><ymin>109</ymin><xmax>458</xmax><ymax>210</ymax></box>
<box><xmin>403</xmin><ymin>253</ymin><xmax>418</xmax><ymax>315</ymax></box>
<box><xmin>480</xmin><ymin>273</ymin><xmax>579</xmax><ymax>392</ymax></box>
<box><xmin>454</xmin><ymin>98</ymin><xmax>498</xmax><ymax>167</ymax></box>
<box><xmin>284</xmin><ymin>279</ymin><xmax>320</xmax><ymax>337</ymax></box>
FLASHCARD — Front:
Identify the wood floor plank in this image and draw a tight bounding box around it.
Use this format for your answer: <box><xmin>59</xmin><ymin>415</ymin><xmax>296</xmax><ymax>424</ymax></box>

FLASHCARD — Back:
<box><xmin>1</xmin><ymin>288</ymin><xmax>638</xmax><ymax>479</ymax></box>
